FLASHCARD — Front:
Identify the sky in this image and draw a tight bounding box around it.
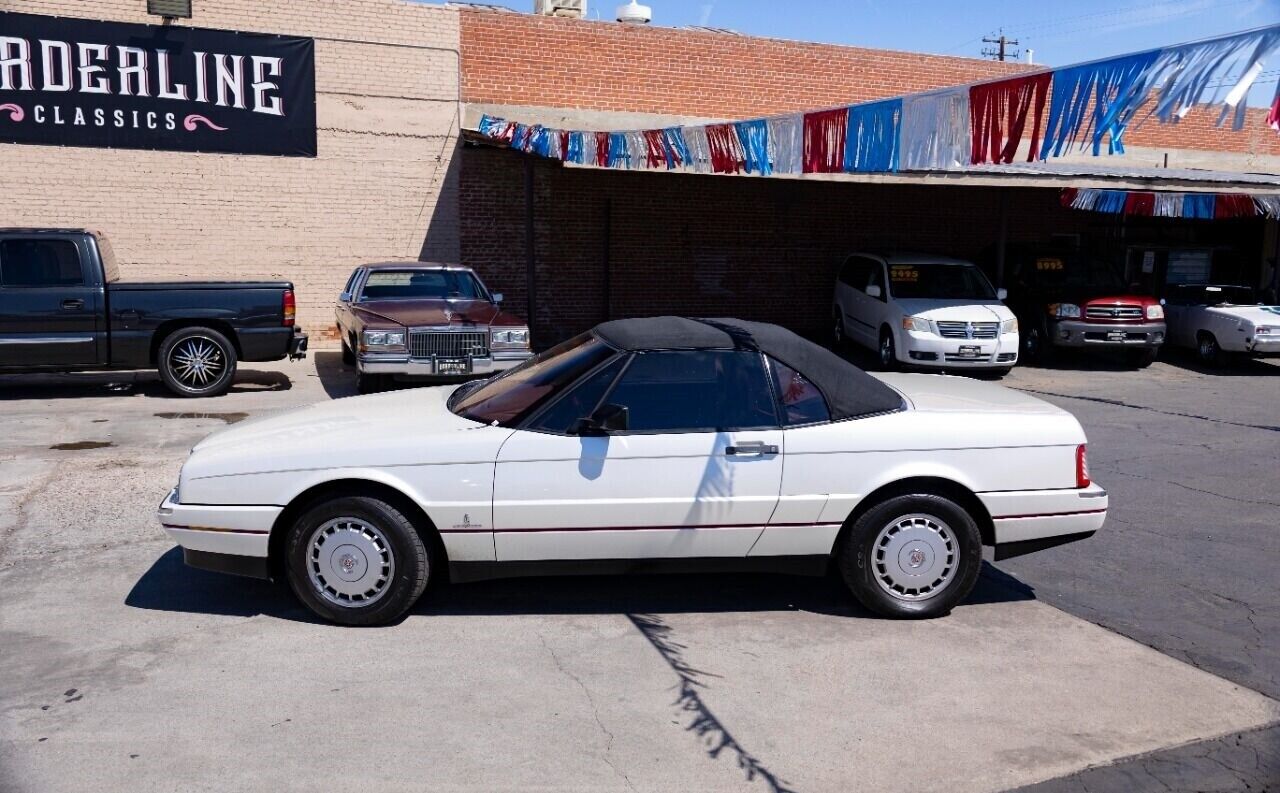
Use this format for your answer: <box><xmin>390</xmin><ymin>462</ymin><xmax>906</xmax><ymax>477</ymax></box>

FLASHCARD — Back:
<box><xmin>450</xmin><ymin>0</ymin><xmax>1280</xmax><ymax>104</ymax></box>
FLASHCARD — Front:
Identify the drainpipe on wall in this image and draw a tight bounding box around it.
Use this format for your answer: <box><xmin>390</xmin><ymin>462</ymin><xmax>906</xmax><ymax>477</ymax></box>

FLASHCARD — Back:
<box><xmin>524</xmin><ymin>159</ymin><xmax>537</xmax><ymax>337</ymax></box>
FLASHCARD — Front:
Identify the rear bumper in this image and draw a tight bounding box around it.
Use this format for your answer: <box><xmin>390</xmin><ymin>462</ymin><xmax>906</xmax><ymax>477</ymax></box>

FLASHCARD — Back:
<box><xmin>1049</xmin><ymin>319</ymin><xmax>1165</xmax><ymax>349</ymax></box>
<box><xmin>358</xmin><ymin>351</ymin><xmax>532</xmax><ymax>377</ymax></box>
<box><xmin>979</xmin><ymin>484</ymin><xmax>1108</xmax><ymax>558</ymax></box>
<box><xmin>1245</xmin><ymin>338</ymin><xmax>1280</xmax><ymax>357</ymax></box>
<box><xmin>239</xmin><ymin>327</ymin><xmax>308</xmax><ymax>361</ymax></box>
<box><xmin>157</xmin><ymin>488</ymin><xmax>277</xmax><ymax>578</ymax></box>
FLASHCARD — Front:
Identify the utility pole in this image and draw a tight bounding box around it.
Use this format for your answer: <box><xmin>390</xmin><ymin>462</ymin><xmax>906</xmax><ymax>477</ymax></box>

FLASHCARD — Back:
<box><xmin>982</xmin><ymin>31</ymin><xmax>1020</xmax><ymax>62</ymax></box>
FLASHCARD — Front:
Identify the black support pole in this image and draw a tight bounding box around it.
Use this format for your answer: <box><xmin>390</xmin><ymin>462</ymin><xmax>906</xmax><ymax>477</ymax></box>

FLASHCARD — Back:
<box><xmin>996</xmin><ymin>188</ymin><xmax>1010</xmax><ymax>288</ymax></box>
<box><xmin>602</xmin><ymin>197</ymin><xmax>612</xmax><ymax>322</ymax></box>
<box><xmin>524</xmin><ymin>158</ymin><xmax>537</xmax><ymax>338</ymax></box>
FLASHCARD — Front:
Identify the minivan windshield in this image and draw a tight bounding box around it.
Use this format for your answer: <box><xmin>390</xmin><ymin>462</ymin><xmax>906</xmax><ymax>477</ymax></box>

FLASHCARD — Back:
<box><xmin>360</xmin><ymin>269</ymin><xmax>487</xmax><ymax>301</ymax></box>
<box><xmin>887</xmin><ymin>263</ymin><xmax>997</xmax><ymax>301</ymax></box>
<box><xmin>449</xmin><ymin>334</ymin><xmax>616</xmax><ymax>426</ymax></box>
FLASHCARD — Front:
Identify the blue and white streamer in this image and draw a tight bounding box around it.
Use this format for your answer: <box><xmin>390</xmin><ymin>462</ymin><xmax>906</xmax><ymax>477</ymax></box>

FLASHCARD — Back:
<box><xmin>900</xmin><ymin>89</ymin><xmax>969</xmax><ymax>170</ymax></box>
<box><xmin>844</xmin><ymin>98</ymin><xmax>902</xmax><ymax>173</ymax></box>
<box><xmin>735</xmin><ymin>119</ymin><xmax>772</xmax><ymax>175</ymax></box>
<box><xmin>1040</xmin><ymin>51</ymin><xmax>1161</xmax><ymax>158</ymax></box>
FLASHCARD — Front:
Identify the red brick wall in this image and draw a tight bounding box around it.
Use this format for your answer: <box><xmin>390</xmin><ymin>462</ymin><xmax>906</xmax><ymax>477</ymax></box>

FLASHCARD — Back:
<box><xmin>459</xmin><ymin>9</ymin><xmax>1279</xmax><ymax>157</ymax></box>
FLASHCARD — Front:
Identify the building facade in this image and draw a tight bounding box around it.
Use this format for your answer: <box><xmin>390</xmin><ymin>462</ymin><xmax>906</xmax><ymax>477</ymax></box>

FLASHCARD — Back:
<box><xmin>2</xmin><ymin>1</ymin><xmax>1276</xmax><ymax>344</ymax></box>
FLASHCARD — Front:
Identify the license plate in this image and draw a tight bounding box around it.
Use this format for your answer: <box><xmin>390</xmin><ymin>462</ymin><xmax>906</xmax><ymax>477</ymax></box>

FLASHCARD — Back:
<box><xmin>1107</xmin><ymin>331</ymin><xmax>1127</xmax><ymax>342</ymax></box>
<box><xmin>957</xmin><ymin>345</ymin><xmax>981</xmax><ymax>359</ymax></box>
<box><xmin>437</xmin><ymin>359</ymin><xmax>471</xmax><ymax>375</ymax></box>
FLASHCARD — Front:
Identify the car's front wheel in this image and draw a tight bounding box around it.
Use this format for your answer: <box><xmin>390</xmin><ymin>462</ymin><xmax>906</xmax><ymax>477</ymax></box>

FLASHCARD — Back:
<box><xmin>837</xmin><ymin>493</ymin><xmax>983</xmax><ymax>619</ymax></box>
<box><xmin>285</xmin><ymin>495</ymin><xmax>431</xmax><ymax>626</ymax></box>
<box><xmin>878</xmin><ymin>328</ymin><xmax>898</xmax><ymax>371</ymax></box>
<box><xmin>1197</xmin><ymin>332</ymin><xmax>1227</xmax><ymax>368</ymax></box>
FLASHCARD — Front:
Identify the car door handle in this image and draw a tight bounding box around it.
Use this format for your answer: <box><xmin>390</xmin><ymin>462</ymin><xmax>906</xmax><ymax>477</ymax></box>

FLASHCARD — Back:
<box><xmin>61</xmin><ymin>299</ymin><xmax>85</xmax><ymax>311</ymax></box>
<box><xmin>725</xmin><ymin>442</ymin><xmax>779</xmax><ymax>457</ymax></box>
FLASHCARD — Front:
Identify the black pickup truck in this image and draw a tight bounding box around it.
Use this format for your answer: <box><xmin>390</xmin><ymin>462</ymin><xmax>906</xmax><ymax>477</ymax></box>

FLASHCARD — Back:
<box><xmin>0</xmin><ymin>229</ymin><xmax>307</xmax><ymax>397</ymax></box>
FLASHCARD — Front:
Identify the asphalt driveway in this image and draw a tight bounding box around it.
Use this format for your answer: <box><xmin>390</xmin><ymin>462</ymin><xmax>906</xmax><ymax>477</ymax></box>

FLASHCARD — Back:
<box><xmin>1</xmin><ymin>351</ymin><xmax>1276</xmax><ymax>792</ymax></box>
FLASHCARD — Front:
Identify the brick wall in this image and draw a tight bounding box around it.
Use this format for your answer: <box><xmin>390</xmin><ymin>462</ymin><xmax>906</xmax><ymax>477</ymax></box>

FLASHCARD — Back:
<box><xmin>0</xmin><ymin>0</ymin><xmax>461</xmax><ymax>341</ymax></box>
<box><xmin>460</xmin><ymin>9</ymin><xmax>1279</xmax><ymax>158</ymax></box>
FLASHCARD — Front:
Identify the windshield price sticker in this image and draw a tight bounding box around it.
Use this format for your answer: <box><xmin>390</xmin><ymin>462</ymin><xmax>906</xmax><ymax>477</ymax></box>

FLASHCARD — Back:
<box><xmin>890</xmin><ymin>266</ymin><xmax>920</xmax><ymax>282</ymax></box>
<box><xmin>1036</xmin><ymin>258</ymin><xmax>1065</xmax><ymax>272</ymax></box>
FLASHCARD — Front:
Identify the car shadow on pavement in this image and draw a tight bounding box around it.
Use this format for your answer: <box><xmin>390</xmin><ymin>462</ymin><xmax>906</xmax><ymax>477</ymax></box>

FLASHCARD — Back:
<box><xmin>1157</xmin><ymin>348</ymin><xmax>1280</xmax><ymax>378</ymax></box>
<box><xmin>126</xmin><ymin>546</ymin><xmax>1035</xmax><ymax>623</ymax></box>
<box><xmin>0</xmin><ymin>368</ymin><xmax>293</xmax><ymax>400</ymax></box>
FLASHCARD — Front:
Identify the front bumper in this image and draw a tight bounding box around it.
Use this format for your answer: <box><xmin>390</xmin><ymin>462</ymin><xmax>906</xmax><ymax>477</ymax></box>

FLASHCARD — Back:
<box><xmin>358</xmin><ymin>350</ymin><xmax>532</xmax><ymax>377</ymax></box>
<box><xmin>157</xmin><ymin>488</ymin><xmax>277</xmax><ymax>579</ymax></box>
<box><xmin>1050</xmin><ymin>319</ymin><xmax>1165</xmax><ymax>349</ymax></box>
<box><xmin>901</xmin><ymin>331</ymin><xmax>1020</xmax><ymax>369</ymax></box>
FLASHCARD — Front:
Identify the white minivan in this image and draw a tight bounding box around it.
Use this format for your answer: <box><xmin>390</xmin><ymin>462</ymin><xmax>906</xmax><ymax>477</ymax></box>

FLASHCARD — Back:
<box><xmin>834</xmin><ymin>253</ymin><xmax>1020</xmax><ymax>374</ymax></box>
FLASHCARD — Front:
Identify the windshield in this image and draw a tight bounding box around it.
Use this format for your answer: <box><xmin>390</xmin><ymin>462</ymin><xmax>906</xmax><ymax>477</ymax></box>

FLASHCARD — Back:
<box><xmin>1196</xmin><ymin>286</ymin><xmax>1258</xmax><ymax>306</ymax></box>
<box><xmin>887</xmin><ymin>263</ymin><xmax>997</xmax><ymax>300</ymax></box>
<box><xmin>360</xmin><ymin>270</ymin><xmax>486</xmax><ymax>301</ymax></box>
<box><xmin>449</xmin><ymin>333</ymin><xmax>616</xmax><ymax>426</ymax></box>
<box><xmin>1022</xmin><ymin>256</ymin><xmax>1125</xmax><ymax>291</ymax></box>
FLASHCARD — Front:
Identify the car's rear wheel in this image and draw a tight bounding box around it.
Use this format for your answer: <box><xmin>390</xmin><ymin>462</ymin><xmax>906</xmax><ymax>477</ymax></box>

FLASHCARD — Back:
<box><xmin>1021</xmin><ymin>323</ymin><xmax>1054</xmax><ymax>366</ymax></box>
<box><xmin>878</xmin><ymin>328</ymin><xmax>898</xmax><ymax>371</ymax></box>
<box><xmin>837</xmin><ymin>493</ymin><xmax>983</xmax><ymax>619</ymax></box>
<box><xmin>1127</xmin><ymin>348</ymin><xmax>1158</xmax><ymax>368</ymax></box>
<box><xmin>285</xmin><ymin>495</ymin><xmax>431</xmax><ymax>626</ymax></box>
<box><xmin>158</xmin><ymin>326</ymin><xmax>238</xmax><ymax>398</ymax></box>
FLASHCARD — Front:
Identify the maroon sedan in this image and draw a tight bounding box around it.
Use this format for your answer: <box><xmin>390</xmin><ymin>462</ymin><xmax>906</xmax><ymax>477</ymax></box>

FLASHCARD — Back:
<box><xmin>336</xmin><ymin>262</ymin><xmax>533</xmax><ymax>393</ymax></box>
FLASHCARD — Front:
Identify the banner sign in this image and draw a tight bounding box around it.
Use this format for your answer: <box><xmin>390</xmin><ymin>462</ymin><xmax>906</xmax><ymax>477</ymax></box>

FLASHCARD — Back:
<box><xmin>0</xmin><ymin>11</ymin><xmax>316</xmax><ymax>156</ymax></box>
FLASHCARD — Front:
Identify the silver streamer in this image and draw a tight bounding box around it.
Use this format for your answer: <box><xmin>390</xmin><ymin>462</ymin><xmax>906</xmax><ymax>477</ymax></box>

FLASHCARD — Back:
<box><xmin>900</xmin><ymin>89</ymin><xmax>970</xmax><ymax>171</ymax></box>
<box><xmin>582</xmin><ymin>133</ymin><xmax>599</xmax><ymax>167</ymax></box>
<box><xmin>1153</xmin><ymin>192</ymin><xmax>1182</xmax><ymax>218</ymax></box>
<box><xmin>624</xmin><ymin>131</ymin><xmax>648</xmax><ymax>169</ymax></box>
<box><xmin>681</xmin><ymin>126</ymin><xmax>711</xmax><ymax>173</ymax></box>
<box><xmin>1071</xmin><ymin>189</ymin><xmax>1100</xmax><ymax>211</ymax></box>
<box><xmin>766</xmin><ymin>114</ymin><xmax>804</xmax><ymax>174</ymax></box>
<box><xmin>1254</xmin><ymin>195</ymin><xmax>1280</xmax><ymax>218</ymax></box>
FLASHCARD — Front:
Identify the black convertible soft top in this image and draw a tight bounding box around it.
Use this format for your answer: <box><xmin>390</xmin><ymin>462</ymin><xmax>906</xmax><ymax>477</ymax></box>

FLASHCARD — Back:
<box><xmin>594</xmin><ymin>317</ymin><xmax>904</xmax><ymax>421</ymax></box>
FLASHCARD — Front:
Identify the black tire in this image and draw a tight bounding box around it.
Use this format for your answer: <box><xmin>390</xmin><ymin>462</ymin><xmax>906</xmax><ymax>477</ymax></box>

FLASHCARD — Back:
<box><xmin>836</xmin><ymin>493</ymin><xmax>983</xmax><ymax>619</ymax></box>
<box><xmin>285</xmin><ymin>495</ymin><xmax>431</xmax><ymax>626</ymax></box>
<box><xmin>1127</xmin><ymin>348</ymin><xmax>1158</xmax><ymax>369</ymax></box>
<box><xmin>877</xmin><ymin>328</ymin><xmax>898</xmax><ymax>371</ymax></box>
<box><xmin>833</xmin><ymin>313</ymin><xmax>846</xmax><ymax>350</ymax></box>
<box><xmin>1021</xmin><ymin>322</ymin><xmax>1054</xmax><ymax>366</ymax></box>
<box><xmin>990</xmin><ymin>367</ymin><xmax>1014</xmax><ymax>379</ymax></box>
<box><xmin>1197</xmin><ymin>333</ymin><xmax>1227</xmax><ymax>368</ymax></box>
<box><xmin>356</xmin><ymin>371</ymin><xmax>388</xmax><ymax>394</ymax></box>
<box><xmin>157</xmin><ymin>326</ymin><xmax>238</xmax><ymax>398</ymax></box>
<box><xmin>341</xmin><ymin>338</ymin><xmax>356</xmax><ymax>366</ymax></box>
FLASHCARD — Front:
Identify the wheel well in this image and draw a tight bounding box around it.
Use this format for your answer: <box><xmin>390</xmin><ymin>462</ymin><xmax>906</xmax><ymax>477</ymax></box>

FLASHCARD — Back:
<box><xmin>151</xmin><ymin>319</ymin><xmax>242</xmax><ymax>365</ymax></box>
<box><xmin>267</xmin><ymin>479</ymin><xmax>448</xmax><ymax>580</ymax></box>
<box><xmin>833</xmin><ymin>477</ymin><xmax>995</xmax><ymax>552</ymax></box>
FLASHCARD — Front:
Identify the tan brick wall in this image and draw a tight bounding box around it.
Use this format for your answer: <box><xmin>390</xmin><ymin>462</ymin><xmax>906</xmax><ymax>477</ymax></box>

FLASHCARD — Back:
<box><xmin>0</xmin><ymin>0</ymin><xmax>461</xmax><ymax>341</ymax></box>
<box><xmin>460</xmin><ymin>9</ymin><xmax>1279</xmax><ymax>158</ymax></box>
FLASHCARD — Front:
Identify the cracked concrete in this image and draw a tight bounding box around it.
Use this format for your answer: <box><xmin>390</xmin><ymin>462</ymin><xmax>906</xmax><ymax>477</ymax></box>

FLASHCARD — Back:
<box><xmin>2</xmin><ymin>354</ymin><xmax>1279</xmax><ymax>793</ymax></box>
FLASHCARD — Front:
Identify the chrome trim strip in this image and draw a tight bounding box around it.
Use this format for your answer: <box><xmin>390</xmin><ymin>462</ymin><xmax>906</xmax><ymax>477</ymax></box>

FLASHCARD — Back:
<box><xmin>0</xmin><ymin>336</ymin><xmax>95</xmax><ymax>344</ymax></box>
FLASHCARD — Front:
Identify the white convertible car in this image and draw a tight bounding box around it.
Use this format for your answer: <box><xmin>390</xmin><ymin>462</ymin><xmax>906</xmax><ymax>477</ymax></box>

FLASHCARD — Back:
<box><xmin>1163</xmin><ymin>284</ymin><xmax>1280</xmax><ymax>365</ymax></box>
<box><xmin>159</xmin><ymin>317</ymin><xmax>1107</xmax><ymax>625</ymax></box>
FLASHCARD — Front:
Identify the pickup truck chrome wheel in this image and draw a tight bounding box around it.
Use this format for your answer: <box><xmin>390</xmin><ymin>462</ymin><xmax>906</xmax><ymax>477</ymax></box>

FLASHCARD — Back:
<box><xmin>838</xmin><ymin>493</ymin><xmax>982</xmax><ymax>619</ymax></box>
<box><xmin>306</xmin><ymin>518</ymin><xmax>396</xmax><ymax>607</ymax></box>
<box><xmin>285</xmin><ymin>495</ymin><xmax>431</xmax><ymax>626</ymax></box>
<box><xmin>170</xmin><ymin>336</ymin><xmax>226</xmax><ymax>389</ymax></box>
<box><xmin>871</xmin><ymin>514</ymin><xmax>957</xmax><ymax>602</ymax></box>
<box><xmin>157</xmin><ymin>326</ymin><xmax>238</xmax><ymax>398</ymax></box>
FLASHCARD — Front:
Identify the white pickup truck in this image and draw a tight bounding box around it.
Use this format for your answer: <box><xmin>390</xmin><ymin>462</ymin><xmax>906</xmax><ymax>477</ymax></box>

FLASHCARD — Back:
<box><xmin>1164</xmin><ymin>284</ymin><xmax>1280</xmax><ymax>366</ymax></box>
<box><xmin>834</xmin><ymin>253</ymin><xmax>1019</xmax><ymax>375</ymax></box>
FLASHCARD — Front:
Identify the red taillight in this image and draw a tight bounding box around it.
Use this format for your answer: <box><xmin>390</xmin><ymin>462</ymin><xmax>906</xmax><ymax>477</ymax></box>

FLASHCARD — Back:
<box><xmin>283</xmin><ymin>289</ymin><xmax>296</xmax><ymax>327</ymax></box>
<box><xmin>1076</xmin><ymin>444</ymin><xmax>1090</xmax><ymax>489</ymax></box>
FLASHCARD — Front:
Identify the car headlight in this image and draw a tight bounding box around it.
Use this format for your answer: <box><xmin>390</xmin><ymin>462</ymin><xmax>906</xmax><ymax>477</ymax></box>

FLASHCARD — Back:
<box><xmin>1049</xmin><ymin>303</ymin><xmax>1082</xmax><ymax>319</ymax></box>
<box><xmin>1146</xmin><ymin>304</ymin><xmax>1165</xmax><ymax>320</ymax></box>
<box><xmin>901</xmin><ymin>316</ymin><xmax>931</xmax><ymax>333</ymax></box>
<box><xmin>362</xmin><ymin>329</ymin><xmax>407</xmax><ymax>350</ymax></box>
<box><xmin>491</xmin><ymin>327</ymin><xmax>531</xmax><ymax>349</ymax></box>
<box><xmin>1001</xmin><ymin>318</ymin><xmax>1019</xmax><ymax>335</ymax></box>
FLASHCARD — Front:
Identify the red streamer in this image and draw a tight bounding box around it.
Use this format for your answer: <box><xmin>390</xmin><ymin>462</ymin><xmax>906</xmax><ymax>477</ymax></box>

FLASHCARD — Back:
<box><xmin>969</xmin><ymin>73</ymin><xmax>1052</xmax><ymax>164</ymax></box>
<box><xmin>594</xmin><ymin>132</ymin><xmax>610</xmax><ymax>168</ymax></box>
<box><xmin>705</xmin><ymin>124</ymin><xmax>744</xmax><ymax>174</ymax></box>
<box><xmin>803</xmin><ymin>108</ymin><xmax>848</xmax><ymax>173</ymax></box>
<box><xmin>1060</xmin><ymin>188</ymin><xmax>1079</xmax><ymax>208</ymax></box>
<box><xmin>643</xmin><ymin>129</ymin><xmax>667</xmax><ymax>169</ymax></box>
<box><xmin>1215</xmin><ymin>194</ymin><xmax>1257</xmax><ymax>218</ymax></box>
<box><xmin>559</xmin><ymin>130</ymin><xmax>570</xmax><ymax>160</ymax></box>
<box><xmin>1124</xmin><ymin>192</ymin><xmax>1155</xmax><ymax>217</ymax></box>
<box><xmin>1269</xmin><ymin>91</ymin><xmax>1280</xmax><ymax>133</ymax></box>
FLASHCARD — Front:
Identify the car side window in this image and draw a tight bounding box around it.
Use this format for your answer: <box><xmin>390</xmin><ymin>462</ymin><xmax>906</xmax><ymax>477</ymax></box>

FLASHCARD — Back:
<box><xmin>529</xmin><ymin>357</ymin><xmax>627</xmax><ymax>434</ymax></box>
<box><xmin>838</xmin><ymin>258</ymin><xmax>866</xmax><ymax>288</ymax></box>
<box><xmin>0</xmin><ymin>239</ymin><xmax>83</xmax><ymax>287</ymax></box>
<box><xmin>768</xmin><ymin>358</ymin><xmax>831</xmax><ymax>426</ymax></box>
<box><xmin>342</xmin><ymin>270</ymin><xmax>360</xmax><ymax>298</ymax></box>
<box><xmin>601</xmin><ymin>350</ymin><xmax>778</xmax><ymax>433</ymax></box>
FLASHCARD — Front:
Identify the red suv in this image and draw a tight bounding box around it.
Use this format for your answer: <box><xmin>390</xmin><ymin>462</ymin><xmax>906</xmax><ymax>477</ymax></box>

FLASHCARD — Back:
<box><xmin>1005</xmin><ymin>252</ymin><xmax>1166</xmax><ymax>368</ymax></box>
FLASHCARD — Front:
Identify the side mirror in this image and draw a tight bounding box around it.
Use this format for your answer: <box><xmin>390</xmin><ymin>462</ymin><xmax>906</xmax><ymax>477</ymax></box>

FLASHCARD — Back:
<box><xmin>339</xmin><ymin>291</ymin><xmax>352</xmax><ymax>303</ymax></box>
<box><xmin>492</xmin><ymin>292</ymin><xmax>504</xmax><ymax>304</ymax></box>
<box><xmin>573</xmin><ymin>403</ymin><xmax>629</xmax><ymax>436</ymax></box>
<box><xmin>1159</xmin><ymin>298</ymin><xmax>1167</xmax><ymax>306</ymax></box>
<box><xmin>865</xmin><ymin>285</ymin><xmax>882</xmax><ymax>299</ymax></box>
<box><xmin>996</xmin><ymin>288</ymin><xmax>1008</xmax><ymax>301</ymax></box>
